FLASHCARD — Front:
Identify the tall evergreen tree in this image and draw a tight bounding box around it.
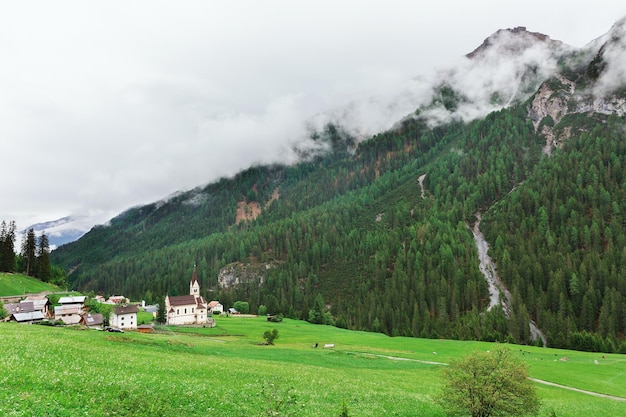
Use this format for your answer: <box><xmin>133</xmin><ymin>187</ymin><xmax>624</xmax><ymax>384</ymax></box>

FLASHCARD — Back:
<box><xmin>157</xmin><ymin>295</ymin><xmax>167</xmax><ymax>324</ymax></box>
<box><xmin>21</xmin><ymin>228</ymin><xmax>37</xmax><ymax>276</ymax></box>
<box><xmin>37</xmin><ymin>232</ymin><xmax>51</xmax><ymax>282</ymax></box>
<box><xmin>0</xmin><ymin>220</ymin><xmax>16</xmax><ymax>272</ymax></box>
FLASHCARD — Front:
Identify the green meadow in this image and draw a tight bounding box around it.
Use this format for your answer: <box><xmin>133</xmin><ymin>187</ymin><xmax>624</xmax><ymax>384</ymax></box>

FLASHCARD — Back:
<box><xmin>0</xmin><ymin>272</ymin><xmax>61</xmax><ymax>296</ymax></box>
<box><xmin>1</xmin><ymin>317</ymin><xmax>624</xmax><ymax>416</ymax></box>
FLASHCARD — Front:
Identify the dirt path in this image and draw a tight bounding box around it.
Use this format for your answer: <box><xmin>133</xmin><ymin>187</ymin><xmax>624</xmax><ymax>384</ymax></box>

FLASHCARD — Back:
<box><xmin>348</xmin><ymin>352</ymin><xmax>625</xmax><ymax>401</ymax></box>
<box><xmin>530</xmin><ymin>378</ymin><xmax>626</xmax><ymax>402</ymax></box>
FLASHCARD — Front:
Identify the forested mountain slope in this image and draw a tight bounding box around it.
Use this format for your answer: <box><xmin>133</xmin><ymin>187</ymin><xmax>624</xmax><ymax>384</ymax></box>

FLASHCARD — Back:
<box><xmin>52</xmin><ymin>21</ymin><xmax>626</xmax><ymax>351</ymax></box>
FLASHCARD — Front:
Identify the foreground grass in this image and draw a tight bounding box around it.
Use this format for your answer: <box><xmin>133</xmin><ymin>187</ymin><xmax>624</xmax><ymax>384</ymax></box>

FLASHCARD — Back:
<box><xmin>0</xmin><ymin>272</ymin><xmax>61</xmax><ymax>297</ymax></box>
<box><xmin>1</xmin><ymin>317</ymin><xmax>625</xmax><ymax>416</ymax></box>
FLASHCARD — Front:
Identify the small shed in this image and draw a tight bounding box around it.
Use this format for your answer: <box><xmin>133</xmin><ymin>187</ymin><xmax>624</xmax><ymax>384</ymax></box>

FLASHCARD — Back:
<box><xmin>137</xmin><ymin>323</ymin><xmax>154</xmax><ymax>334</ymax></box>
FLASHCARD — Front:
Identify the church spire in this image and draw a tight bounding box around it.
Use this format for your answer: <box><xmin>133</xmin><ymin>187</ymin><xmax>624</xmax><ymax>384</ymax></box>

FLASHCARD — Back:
<box><xmin>190</xmin><ymin>264</ymin><xmax>200</xmax><ymax>296</ymax></box>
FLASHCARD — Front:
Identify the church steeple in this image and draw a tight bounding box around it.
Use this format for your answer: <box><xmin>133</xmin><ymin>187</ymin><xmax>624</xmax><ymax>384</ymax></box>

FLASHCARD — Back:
<box><xmin>190</xmin><ymin>264</ymin><xmax>200</xmax><ymax>297</ymax></box>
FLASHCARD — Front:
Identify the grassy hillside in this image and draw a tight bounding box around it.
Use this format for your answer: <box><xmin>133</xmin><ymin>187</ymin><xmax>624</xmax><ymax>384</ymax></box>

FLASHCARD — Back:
<box><xmin>0</xmin><ymin>272</ymin><xmax>61</xmax><ymax>297</ymax></box>
<box><xmin>1</xmin><ymin>317</ymin><xmax>625</xmax><ymax>416</ymax></box>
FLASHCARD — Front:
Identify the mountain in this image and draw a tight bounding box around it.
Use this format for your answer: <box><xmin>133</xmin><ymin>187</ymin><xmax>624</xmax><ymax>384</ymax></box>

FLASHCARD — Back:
<box><xmin>21</xmin><ymin>216</ymin><xmax>91</xmax><ymax>249</ymax></box>
<box><xmin>52</xmin><ymin>20</ymin><xmax>626</xmax><ymax>352</ymax></box>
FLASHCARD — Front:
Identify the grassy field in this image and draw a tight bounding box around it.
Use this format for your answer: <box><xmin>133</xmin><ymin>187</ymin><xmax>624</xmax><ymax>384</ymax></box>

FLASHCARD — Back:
<box><xmin>1</xmin><ymin>316</ymin><xmax>625</xmax><ymax>416</ymax></box>
<box><xmin>0</xmin><ymin>272</ymin><xmax>61</xmax><ymax>297</ymax></box>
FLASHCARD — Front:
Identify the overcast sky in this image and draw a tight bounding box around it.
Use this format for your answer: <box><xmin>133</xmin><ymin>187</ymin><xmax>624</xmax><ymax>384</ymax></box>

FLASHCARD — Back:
<box><xmin>2</xmin><ymin>1</ymin><xmax>626</xmax><ymax>232</ymax></box>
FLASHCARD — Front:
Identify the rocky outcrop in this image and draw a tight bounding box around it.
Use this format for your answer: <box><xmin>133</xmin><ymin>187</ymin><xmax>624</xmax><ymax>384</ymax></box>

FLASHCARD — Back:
<box><xmin>527</xmin><ymin>74</ymin><xmax>576</xmax><ymax>154</ymax></box>
<box><xmin>217</xmin><ymin>262</ymin><xmax>276</xmax><ymax>289</ymax></box>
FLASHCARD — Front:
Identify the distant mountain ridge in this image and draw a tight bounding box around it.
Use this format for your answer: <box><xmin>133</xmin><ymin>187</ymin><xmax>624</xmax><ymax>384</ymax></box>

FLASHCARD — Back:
<box><xmin>22</xmin><ymin>216</ymin><xmax>89</xmax><ymax>249</ymax></box>
<box><xmin>52</xmin><ymin>19</ymin><xmax>626</xmax><ymax>351</ymax></box>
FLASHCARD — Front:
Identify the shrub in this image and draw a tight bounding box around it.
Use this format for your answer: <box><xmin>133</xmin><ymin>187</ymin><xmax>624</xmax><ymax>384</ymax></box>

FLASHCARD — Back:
<box><xmin>263</xmin><ymin>329</ymin><xmax>279</xmax><ymax>345</ymax></box>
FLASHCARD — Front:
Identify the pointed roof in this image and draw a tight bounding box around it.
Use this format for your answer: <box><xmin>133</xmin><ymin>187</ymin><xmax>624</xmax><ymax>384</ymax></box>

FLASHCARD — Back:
<box><xmin>190</xmin><ymin>264</ymin><xmax>199</xmax><ymax>285</ymax></box>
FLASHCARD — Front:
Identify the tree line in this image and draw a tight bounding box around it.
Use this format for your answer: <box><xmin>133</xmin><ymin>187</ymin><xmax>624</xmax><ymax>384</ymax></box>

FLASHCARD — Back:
<box><xmin>0</xmin><ymin>222</ymin><xmax>65</xmax><ymax>286</ymax></box>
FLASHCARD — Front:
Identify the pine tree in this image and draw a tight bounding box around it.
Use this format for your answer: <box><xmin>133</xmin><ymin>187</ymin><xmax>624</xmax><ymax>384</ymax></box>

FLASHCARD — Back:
<box><xmin>157</xmin><ymin>295</ymin><xmax>167</xmax><ymax>324</ymax></box>
<box><xmin>0</xmin><ymin>220</ymin><xmax>16</xmax><ymax>272</ymax></box>
<box><xmin>37</xmin><ymin>232</ymin><xmax>51</xmax><ymax>282</ymax></box>
<box><xmin>21</xmin><ymin>228</ymin><xmax>37</xmax><ymax>276</ymax></box>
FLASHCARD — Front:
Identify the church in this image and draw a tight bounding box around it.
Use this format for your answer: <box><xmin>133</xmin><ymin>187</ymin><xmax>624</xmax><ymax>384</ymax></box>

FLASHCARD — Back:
<box><xmin>165</xmin><ymin>265</ymin><xmax>209</xmax><ymax>325</ymax></box>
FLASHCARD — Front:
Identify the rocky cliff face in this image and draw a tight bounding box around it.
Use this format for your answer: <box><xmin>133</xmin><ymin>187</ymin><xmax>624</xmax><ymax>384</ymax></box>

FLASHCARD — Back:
<box><xmin>527</xmin><ymin>20</ymin><xmax>626</xmax><ymax>154</ymax></box>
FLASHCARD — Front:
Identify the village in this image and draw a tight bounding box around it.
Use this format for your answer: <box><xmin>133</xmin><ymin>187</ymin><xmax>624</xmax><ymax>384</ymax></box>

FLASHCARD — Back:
<box><xmin>1</xmin><ymin>266</ymin><xmax>228</xmax><ymax>332</ymax></box>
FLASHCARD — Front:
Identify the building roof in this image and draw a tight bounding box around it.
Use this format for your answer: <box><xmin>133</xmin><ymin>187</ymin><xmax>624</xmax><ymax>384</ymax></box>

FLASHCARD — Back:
<box><xmin>207</xmin><ymin>301</ymin><xmax>222</xmax><ymax>308</ymax></box>
<box><xmin>12</xmin><ymin>311</ymin><xmax>45</xmax><ymax>322</ymax></box>
<box><xmin>190</xmin><ymin>264</ymin><xmax>199</xmax><ymax>285</ymax></box>
<box><xmin>113</xmin><ymin>305</ymin><xmax>139</xmax><ymax>315</ymax></box>
<box><xmin>143</xmin><ymin>305</ymin><xmax>159</xmax><ymax>313</ymax></box>
<box><xmin>5</xmin><ymin>302</ymin><xmax>34</xmax><ymax>314</ymax></box>
<box><xmin>25</xmin><ymin>298</ymin><xmax>49</xmax><ymax>311</ymax></box>
<box><xmin>137</xmin><ymin>323</ymin><xmax>154</xmax><ymax>329</ymax></box>
<box><xmin>167</xmin><ymin>295</ymin><xmax>197</xmax><ymax>306</ymax></box>
<box><xmin>58</xmin><ymin>296</ymin><xmax>86</xmax><ymax>304</ymax></box>
<box><xmin>81</xmin><ymin>313</ymin><xmax>104</xmax><ymax>326</ymax></box>
<box><xmin>54</xmin><ymin>305</ymin><xmax>83</xmax><ymax>315</ymax></box>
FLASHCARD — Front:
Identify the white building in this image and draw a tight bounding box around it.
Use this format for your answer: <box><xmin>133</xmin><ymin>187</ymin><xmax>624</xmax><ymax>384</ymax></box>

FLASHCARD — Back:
<box><xmin>110</xmin><ymin>304</ymin><xmax>138</xmax><ymax>330</ymax></box>
<box><xmin>165</xmin><ymin>265</ymin><xmax>208</xmax><ymax>325</ymax></box>
<box><xmin>207</xmin><ymin>301</ymin><xmax>224</xmax><ymax>315</ymax></box>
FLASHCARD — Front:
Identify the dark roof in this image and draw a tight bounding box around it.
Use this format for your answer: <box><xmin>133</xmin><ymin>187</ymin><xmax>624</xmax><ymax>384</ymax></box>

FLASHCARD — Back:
<box><xmin>168</xmin><ymin>295</ymin><xmax>197</xmax><ymax>306</ymax></box>
<box><xmin>190</xmin><ymin>264</ymin><xmax>199</xmax><ymax>285</ymax></box>
<box><xmin>80</xmin><ymin>313</ymin><xmax>104</xmax><ymax>326</ymax></box>
<box><xmin>113</xmin><ymin>305</ymin><xmax>139</xmax><ymax>315</ymax></box>
<box><xmin>5</xmin><ymin>302</ymin><xmax>34</xmax><ymax>314</ymax></box>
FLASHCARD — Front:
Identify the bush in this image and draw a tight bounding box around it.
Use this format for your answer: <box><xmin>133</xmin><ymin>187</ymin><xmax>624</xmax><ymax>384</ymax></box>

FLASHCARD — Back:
<box><xmin>233</xmin><ymin>301</ymin><xmax>250</xmax><ymax>314</ymax></box>
<box><xmin>435</xmin><ymin>348</ymin><xmax>539</xmax><ymax>417</ymax></box>
<box><xmin>263</xmin><ymin>329</ymin><xmax>279</xmax><ymax>345</ymax></box>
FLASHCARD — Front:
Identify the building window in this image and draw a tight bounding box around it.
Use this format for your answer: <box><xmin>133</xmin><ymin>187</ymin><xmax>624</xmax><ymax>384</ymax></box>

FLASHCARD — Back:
<box><xmin>192</xmin><ymin>307</ymin><xmax>194</xmax><ymax>313</ymax></box>
<box><xmin>184</xmin><ymin>308</ymin><xmax>187</xmax><ymax>314</ymax></box>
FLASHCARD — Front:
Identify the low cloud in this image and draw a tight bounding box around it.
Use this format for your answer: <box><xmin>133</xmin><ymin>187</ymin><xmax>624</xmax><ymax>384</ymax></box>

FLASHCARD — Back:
<box><xmin>593</xmin><ymin>17</ymin><xmax>626</xmax><ymax>96</ymax></box>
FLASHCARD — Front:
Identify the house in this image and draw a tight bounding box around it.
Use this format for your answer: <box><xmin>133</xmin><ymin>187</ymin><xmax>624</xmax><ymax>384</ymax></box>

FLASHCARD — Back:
<box><xmin>143</xmin><ymin>304</ymin><xmax>159</xmax><ymax>317</ymax></box>
<box><xmin>165</xmin><ymin>265</ymin><xmax>208</xmax><ymax>325</ymax></box>
<box><xmin>110</xmin><ymin>304</ymin><xmax>138</xmax><ymax>330</ymax></box>
<box><xmin>10</xmin><ymin>311</ymin><xmax>45</xmax><ymax>324</ymax></box>
<box><xmin>23</xmin><ymin>295</ymin><xmax>52</xmax><ymax>318</ymax></box>
<box><xmin>55</xmin><ymin>296</ymin><xmax>86</xmax><ymax>324</ymax></box>
<box><xmin>107</xmin><ymin>295</ymin><xmax>128</xmax><ymax>304</ymax></box>
<box><xmin>207</xmin><ymin>301</ymin><xmax>224</xmax><ymax>315</ymax></box>
<box><xmin>5</xmin><ymin>301</ymin><xmax>35</xmax><ymax>316</ymax></box>
<box><xmin>80</xmin><ymin>313</ymin><xmax>104</xmax><ymax>329</ymax></box>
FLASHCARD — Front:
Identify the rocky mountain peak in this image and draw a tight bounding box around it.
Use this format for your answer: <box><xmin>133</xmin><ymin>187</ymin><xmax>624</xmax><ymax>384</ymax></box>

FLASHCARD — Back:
<box><xmin>466</xmin><ymin>26</ymin><xmax>563</xmax><ymax>59</ymax></box>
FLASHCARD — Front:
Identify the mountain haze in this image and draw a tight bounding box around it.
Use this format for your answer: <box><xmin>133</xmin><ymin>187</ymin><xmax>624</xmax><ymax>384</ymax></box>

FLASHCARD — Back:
<box><xmin>52</xmin><ymin>20</ymin><xmax>626</xmax><ymax>351</ymax></box>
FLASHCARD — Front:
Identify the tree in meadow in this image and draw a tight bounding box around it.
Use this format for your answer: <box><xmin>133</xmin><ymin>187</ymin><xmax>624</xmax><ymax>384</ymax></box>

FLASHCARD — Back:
<box><xmin>436</xmin><ymin>348</ymin><xmax>539</xmax><ymax>417</ymax></box>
